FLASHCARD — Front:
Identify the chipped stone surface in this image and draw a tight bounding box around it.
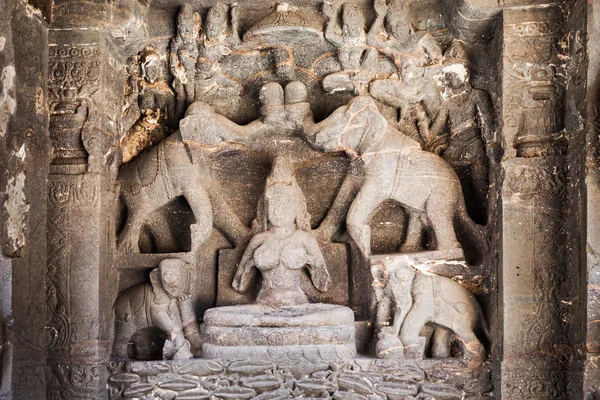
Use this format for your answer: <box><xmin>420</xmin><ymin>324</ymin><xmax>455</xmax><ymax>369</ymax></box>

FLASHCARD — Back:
<box><xmin>0</xmin><ymin>65</ymin><xmax>16</xmax><ymax>138</ymax></box>
<box><xmin>3</xmin><ymin>172</ymin><xmax>28</xmax><ymax>257</ymax></box>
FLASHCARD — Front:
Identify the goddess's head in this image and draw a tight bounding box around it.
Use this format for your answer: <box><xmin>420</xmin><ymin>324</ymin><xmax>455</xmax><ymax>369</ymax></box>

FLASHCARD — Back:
<box><xmin>259</xmin><ymin>157</ymin><xmax>311</xmax><ymax>231</ymax></box>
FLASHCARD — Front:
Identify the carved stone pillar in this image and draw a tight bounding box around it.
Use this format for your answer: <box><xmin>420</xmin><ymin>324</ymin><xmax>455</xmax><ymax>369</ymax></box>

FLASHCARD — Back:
<box><xmin>500</xmin><ymin>5</ymin><xmax>572</xmax><ymax>399</ymax></box>
<box><xmin>45</xmin><ymin>28</ymin><xmax>120</xmax><ymax>400</ymax></box>
<box><xmin>46</xmin><ymin>174</ymin><xmax>109</xmax><ymax>399</ymax></box>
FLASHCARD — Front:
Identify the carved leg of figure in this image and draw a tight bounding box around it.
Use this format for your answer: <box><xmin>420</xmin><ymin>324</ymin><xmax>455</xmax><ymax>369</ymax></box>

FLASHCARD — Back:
<box><xmin>431</xmin><ymin>327</ymin><xmax>453</xmax><ymax>358</ymax></box>
<box><xmin>117</xmin><ymin>209</ymin><xmax>146</xmax><ymax>253</ymax></box>
<box><xmin>400</xmin><ymin>211</ymin><xmax>425</xmax><ymax>253</ymax></box>
<box><xmin>347</xmin><ymin>183</ymin><xmax>388</xmax><ymax>258</ymax></box>
<box><xmin>174</xmin><ymin>79</ymin><xmax>187</xmax><ymax>121</ymax></box>
<box><xmin>425</xmin><ymin>194</ymin><xmax>461</xmax><ymax>250</ymax></box>
<box><xmin>182</xmin><ymin>183</ymin><xmax>213</xmax><ymax>252</ymax></box>
<box><xmin>374</xmin><ymin>296</ymin><xmax>393</xmax><ymax>333</ymax></box>
<box><xmin>469</xmin><ymin>160</ymin><xmax>490</xmax><ymax>225</ymax></box>
<box><xmin>314</xmin><ymin>169</ymin><xmax>363</xmax><ymax>242</ymax></box>
<box><xmin>178</xmin><ymin>298</ymin><xmax>202</xmax><ymax>357</ymax></box>
<box><xmin>453</xmin><ymin>326</ymin><xmax>485</xmax><ymax>370</ymax></box>
<box><xmin>208</xmin><ymin>188</ymin><xmax>251</xmax><ymax>247</ymax></box>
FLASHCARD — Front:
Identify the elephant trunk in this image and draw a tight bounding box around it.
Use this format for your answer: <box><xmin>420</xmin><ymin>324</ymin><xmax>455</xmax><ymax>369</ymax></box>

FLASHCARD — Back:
<box><xmin>453</xmin><ymin>195</ymin><xmax>488</xmax><ymax>265</ymax></box>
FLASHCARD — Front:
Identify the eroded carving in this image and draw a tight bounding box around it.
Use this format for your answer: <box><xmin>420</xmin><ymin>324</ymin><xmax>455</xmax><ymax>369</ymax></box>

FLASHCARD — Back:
<box><xmin>195</xmin><ymin>2</ymin><xmax>241</xmax><ymax>99</ymax></box>
<box><xmin>120</xmin><ymin>47</ymin><xmax>176</xmax><ymax>164</ymax></box>
<box><xmin>170</xmin><ymin>5</ymin><xmax>201</xmax><ymax>118</ymax></box>
<box><xmin>113</xmin><ymin>258</ymin><xmax>201</xmax><ymax>360</ymax></box>
<box><xmin>322</xmin><ymin>1</ymin><xmax>376</xmax><ymax>95</ymax></box>
<box><xmin>232</xmin><ymin>157</ymin><xmax>331</xmax><ymax>308</ymax></box>
<box><xmin>371</xmin><ymin>254</ymin><xmax>487</xmax><ymax>370</ymax></box>
<box><xmin>301</xmin><ymin>94</ymin><xmax>483</xmax><ymax>258</ymax></box>
<box><xmin>367</xmin><ymin>0</ymin><xmax>442</xmax><ymax>73</ymax></box>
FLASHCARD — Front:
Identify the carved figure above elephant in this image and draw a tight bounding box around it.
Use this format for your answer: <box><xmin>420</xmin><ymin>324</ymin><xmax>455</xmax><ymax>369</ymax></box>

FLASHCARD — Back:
<box><xmin>299</xmin><ymin>94</ymin><xmax>485</xmax><ymax>258</ymax></box>
<box><xmin>113</xmin><ymin>258</ymin><xmax>202</xmax><ymax>360</ymax></box>
<box><xmin>371</xmin><ymin>255</ymin><xmax>488</xmax><ymax>370</ymax></box>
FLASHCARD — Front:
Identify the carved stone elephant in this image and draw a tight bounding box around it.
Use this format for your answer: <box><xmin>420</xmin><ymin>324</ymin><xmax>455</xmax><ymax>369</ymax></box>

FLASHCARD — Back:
<box><xmin>117</xmin><ymin>104</ymin><xmax>251</xmax><ymax>254</ymax></box>
<box><xmin>371</xmin><ymin>256</ymin><xmax>487</xmax><ymax>369</ymax></box>
<box><xmin>113</xmin><ymin>259</ymin><xmax>201</xmax><ymax>360</ymax></box>
<box><xmin>300</xmin><ymin>95</ymin><xmax>484</xmax><ymax>258</ymax></box>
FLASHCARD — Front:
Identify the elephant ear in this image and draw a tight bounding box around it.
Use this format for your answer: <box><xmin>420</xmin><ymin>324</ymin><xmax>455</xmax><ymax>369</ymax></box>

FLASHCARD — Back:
<box><xmin>150</xmin><ymin>268</ymin><xmax>170</xmax><ymax>305</ymax></box>
<box><xmin>341</xmin><ymin>97</ymin><xmax>388</xmax><ymax>155</ymax></box>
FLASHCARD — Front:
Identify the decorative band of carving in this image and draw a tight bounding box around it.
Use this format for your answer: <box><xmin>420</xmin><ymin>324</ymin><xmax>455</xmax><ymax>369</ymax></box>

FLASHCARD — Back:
<box><xmin>505</xmin><ymin>21</ymin><xmax>561</xmax><ymax>37</ymax></box>
<box><xmin>48</xmin><ymin>179</ymin><xmax>98</xmax><ymax>207</ymax></box>
<box><xmin>48</xmin><ymin>44</ymin><xmax>101</xmax><ymax>59</ymax></box>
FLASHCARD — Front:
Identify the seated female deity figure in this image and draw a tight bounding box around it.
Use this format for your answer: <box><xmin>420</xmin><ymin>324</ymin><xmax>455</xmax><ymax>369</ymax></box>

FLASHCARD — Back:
<box><xmin>201</xmin><ymin>157</ymin><xmax>355</xmax><ymax>362</ymax></box>
<box><xmin>232</xmin><ymin>157</ymin><xmax>331</xmax><ymax>308</ymax></box>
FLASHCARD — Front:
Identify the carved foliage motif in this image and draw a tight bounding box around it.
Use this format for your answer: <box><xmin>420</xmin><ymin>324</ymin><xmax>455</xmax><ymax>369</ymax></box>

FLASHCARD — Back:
<box><xmin>46</xmin><ymin>363</ymin><xmax>106</xmax><ymax>400</ymax></box>
<box><xmin>108</xmin><ymin>359</ymin><xmax>492</xmax><ymax>400</ymax></box>
<box><xmin>503</xmin><ymin>157</ymin><xmax>571</xmax><ymax>397</ymax></box>
<box><xmin>502</xmin><ymin>359</ymin><xmax>568</xmax><ymax>399</ymax></box>
<box><xmin>49</xmin><ymin>363</ymin><xmax>104</xmax><ymax>388</ymax></box>
<box><xmin>46</xmin><ymin>177</ymin><xmax>98</xmax><ymax>349</ymax></box>
<box><xmin>48</xmin><ymin>44</ymin><xmax>101</xmax><ymax>109</ymax></box>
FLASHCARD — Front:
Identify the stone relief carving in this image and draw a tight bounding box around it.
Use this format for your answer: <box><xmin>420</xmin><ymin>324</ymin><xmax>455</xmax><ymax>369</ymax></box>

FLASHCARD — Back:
<box><xmin>108</xmin><ymin>358</ymin><xmax>493</xmax><ymax>400</ymax></box>
<box><xmin>116</xmin><ymin>104</ymin><xmax>250</xmax><ymax>253</ymax></box>
<box><xmin>48</xmin><ymin>43</ymin><xmax>103</xmax><ymax>171</ymax></box>
<box><xmin>322</xmin><ymin>0</ymin><xmax>376</xmax><ymax>95</ymax></box>
<box><xmin>301</xmin><ymin>94</ymin><xmax>484</xmax><ymax>258</ymax></box>
<box><xmin>120</xmin><ymin>47</ymin><xmax>177</xmax><ymax>164</ymax></box>
<box><xmin>170</xmin><ymin>5</ymin><xmax>201</xmax><ymax>119</ymax></box>
<box><xmin>113</xmin><ymin>258</ymin><xmax>201</xmax><ymax>360</ymax></box>
<box><xmin>371</xmin><ymin>254</ymin><xmax>487</xmax><ymax>370</ymax></box>
<box><xmin>195</xmin><ymin>2</ymin><xmax>242</xmax><ymax>99</ymax></box>
<box><xmin>202</xmin><ymin>156</ymin><xmax>355</xmax><ymax>361</ymax></box>
<box><xmin>431</xmin><ymin>41</ymin><xmax>498</xmax><ymax>225</ymax></box>
<box><xmin>108</xmin><ymin>0</ymin><xmax>500</xmax><ymax>396</ymax></box>
<box><xmin>232</xmin><ymin>157</ymin><xmax>331</xmax><ymax>308</ymax></box>
<box><xmin>0</xmin><ymin>0</ymin><xmax>588</xmax><ymax>396</ymax></box>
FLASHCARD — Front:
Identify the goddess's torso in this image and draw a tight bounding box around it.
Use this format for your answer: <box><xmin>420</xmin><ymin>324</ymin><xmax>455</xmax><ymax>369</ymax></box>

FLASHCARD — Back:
<box><xmin>253</xmin><ymin>230</ymin><xmax>310</xmax><ymax>291</ymax></box>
